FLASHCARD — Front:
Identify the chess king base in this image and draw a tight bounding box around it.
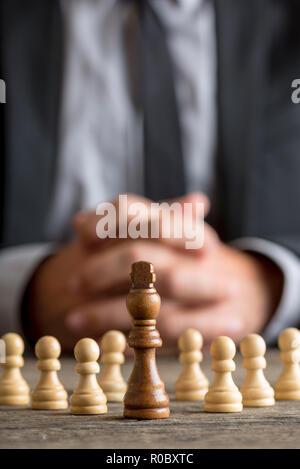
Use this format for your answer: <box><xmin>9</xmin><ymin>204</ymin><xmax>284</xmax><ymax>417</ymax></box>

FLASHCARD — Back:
<box><xmin>124</xmin><ymin>347</ymin><xmax>170</xmax><ymax>420</ymax></box>
<box><xmin>124</xmin><ymin>407</ymin><xmax>170</xmax><ymax>419</ymax></box>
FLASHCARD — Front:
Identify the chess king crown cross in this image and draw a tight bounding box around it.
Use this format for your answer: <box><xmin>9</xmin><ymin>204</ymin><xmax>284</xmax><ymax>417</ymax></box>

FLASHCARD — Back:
<box><xmin>130</xmin><ymin>261</ymin><xmax>156</xmax><ymax>289</ymax></box>
<box><xmin>127</xmin><ymin>261</ymin><xmax>161</xmax><ymax>322</ymax></box>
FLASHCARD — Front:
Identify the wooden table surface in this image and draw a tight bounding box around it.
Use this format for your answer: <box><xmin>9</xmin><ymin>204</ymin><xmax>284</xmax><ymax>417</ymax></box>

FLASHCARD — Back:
<box><xmin>1</xmin><ymin>349</ymin><xmax>300</xmax><ymax>449</ymax></box>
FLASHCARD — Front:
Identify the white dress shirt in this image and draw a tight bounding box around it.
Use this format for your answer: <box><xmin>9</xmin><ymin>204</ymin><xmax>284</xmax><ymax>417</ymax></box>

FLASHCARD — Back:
<box><xmin>1</xmin><ymin>0</ymin><xmax>300</xmax><ymax>343</ymax></box>
<box><xmin>46</xmin><ymin>0</ymin><xmax>217</xmax><ymax>240</ymax></box>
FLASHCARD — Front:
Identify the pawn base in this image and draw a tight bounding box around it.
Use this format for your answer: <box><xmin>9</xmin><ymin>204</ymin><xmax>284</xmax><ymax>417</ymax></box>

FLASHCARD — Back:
<box><xmin>241</xmin><ymin>387</ymin><xmax>275</xmax><ymax>407</ymax></box>
<box><xmin>175</xmin><ymin>389</ymin><xmax>208</xmax><ymax>401</ymax></box>
<box><xmin>204</xmin><ymin>402</ymin><xmax>243</xmax><ymax>413</ymax></box>
<box><xmin>0</xmin><ymin>394</ymin><xmax>30</xmax><ymax>406</ymax></box>
<box><xmin>32</xmin><ymin>400</ymin><xmax>68</xmax><ymax>410</ymax></box>
<box><xmin>275</xmin><ymin>390</ymin><xmax>300</xmax><ymax>400</ymax></box>
<box><xmin>243</xmin><ymin>397</ymin><xmax>275</xmax><ymax>407</ymax></box>
<box><xmin>105</xmin><ymin>392</ymin><xmax>126</xmax><ymax>402</ymax></box>
<box><xmin>70</xmin><ymin>404</ymin><xmax>107</xmax><ymax>415</ymax></box>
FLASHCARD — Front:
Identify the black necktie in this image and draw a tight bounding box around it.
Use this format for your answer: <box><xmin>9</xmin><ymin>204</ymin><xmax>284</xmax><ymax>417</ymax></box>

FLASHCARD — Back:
<box><xmin>136</xmin><ymin>1</ymin><xmax>186</xmax><ymax>201</ymax></box>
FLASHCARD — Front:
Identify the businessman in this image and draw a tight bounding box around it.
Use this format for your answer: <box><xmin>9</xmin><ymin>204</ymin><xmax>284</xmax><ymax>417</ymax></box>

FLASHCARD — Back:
<box><xmin>1</xmin><ymin>0</ymin><xmax>300</xmax><ymax>351</ymax></box>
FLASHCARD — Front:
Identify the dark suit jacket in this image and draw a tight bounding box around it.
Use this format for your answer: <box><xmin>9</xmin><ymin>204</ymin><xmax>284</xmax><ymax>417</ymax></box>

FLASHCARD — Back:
<box><xmin>1</xmin><ymin>0</ymin><xmax>300</xmax><ymax>256</ymax></box>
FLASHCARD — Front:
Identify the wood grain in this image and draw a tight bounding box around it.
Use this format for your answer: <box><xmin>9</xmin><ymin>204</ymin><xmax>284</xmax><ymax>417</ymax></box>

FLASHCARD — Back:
<box><xmin>0</xmin><ymin>349</ymin><xmax>299</xmax><ymax>449</ymax></box>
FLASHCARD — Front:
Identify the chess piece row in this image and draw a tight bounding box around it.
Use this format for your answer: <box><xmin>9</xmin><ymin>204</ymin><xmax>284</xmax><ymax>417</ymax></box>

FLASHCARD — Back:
<box><xmin>1</xmin><ymin>326</ymin><xmax>300</xmax><ymax>417</ymax></box>
<box><xmin>175</xmin><ymin>327</ymin><xmax>300</xmax><ymax>412</ymax></box>
<box><xmin>0</xmin><ymin>261</ymin><xmax>170</xmax><ymax>419</ymax></box>
<box><xmin>1</xmin><ymin>261</ymin><xmax>300</xmax><ymax>418</ymax></box>
<box><xmin>0</xmin><ymin>331</ymin><xmax>127</xmax><ymax>414</ymax></box>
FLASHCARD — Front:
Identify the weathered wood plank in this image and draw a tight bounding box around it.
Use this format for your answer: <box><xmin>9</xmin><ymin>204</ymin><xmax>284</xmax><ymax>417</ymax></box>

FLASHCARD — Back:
<box><xmin>1</xmin><ymin>349</ymin><xmax>299</xmax><ymax>449</ymax></box>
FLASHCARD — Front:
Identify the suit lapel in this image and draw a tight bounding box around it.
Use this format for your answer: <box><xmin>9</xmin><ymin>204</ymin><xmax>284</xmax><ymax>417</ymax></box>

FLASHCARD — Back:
<box><xmin>1</xmin><ymin>0</ymin><xmax>63</xmax><ymax>246</ymax></box>
<box><xmin>214</xmin><ymin>0</ymin><xmax>268</xmax><ymax>240</ymax></box>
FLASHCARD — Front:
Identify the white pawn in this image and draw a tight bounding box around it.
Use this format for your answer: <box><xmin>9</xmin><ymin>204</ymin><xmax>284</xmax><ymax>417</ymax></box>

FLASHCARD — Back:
<box><xmin>32</xmin><ymin>336</ymin><xmax>68</xmax><ymax>410</ymax></box>
<box><xmin>70</xmin><ymin>338</ymin><xmax>107</xmax><ymax>414</ymax></box>
<box><xmin>275</xmin><ymin>328</ymin><xmax>300</xmax><ymax>400</ymax></box>
<box><xmin>99</xmin><ymin>331</ymin><xmax>127</xmax><ymax>402</ymax></box>
<box><xmin>0</xmin><ymin>333</ymin><xmax>30</xmax><ymax>405</ymax></box>
<box><xmin>175</xmin><ymin>329</ymin><xmax>208</xmax><ymax>401</ymax></box>
<box><xmin>240</xmin><ymin>334</ymin><xmax>275</xmax><ymax>407</ymax></box>
<box><xmin>204</xmin><ymin>336</ymin><xmax>243</xmax><ymax>413</ymax></box>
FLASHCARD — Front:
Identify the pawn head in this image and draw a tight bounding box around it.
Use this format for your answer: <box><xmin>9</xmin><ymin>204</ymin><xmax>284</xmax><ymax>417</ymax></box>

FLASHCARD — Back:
<box><xmin>278</xmin><ymin>328</ymin><xmax>300</xmax><ymax>351</ymax></box>
<box><xmin>178</xmin><ymin>328</ymin><xmax>203</xmax><ymax>352</ymax></box>
<box><xmin>74</xmin><ymin>338</ymin><xmax>100</xmax><ymax>363</ymax></box>
<box><xmin>240</xmin><ymin>333</ymin><xmax>266</xmax><ymax>358</ymax></box>
<box><xmin>2</xmin><ymin>333</ymin><xmax>24</xmax><ymax>356</ymax></box>
<box><xmin>35</xmin><ymin>336</ymin><xmax>61</xmax><ymax>360</ymax></box>
<box><xmin>211</xmin><ymin>336</ymin><xmax>236</xmax><ymax>360</ymax></box>
<box><xmin>102</xmin><ymin>330</ymin><xmax>126</xmax><ymax>353</ymax></box>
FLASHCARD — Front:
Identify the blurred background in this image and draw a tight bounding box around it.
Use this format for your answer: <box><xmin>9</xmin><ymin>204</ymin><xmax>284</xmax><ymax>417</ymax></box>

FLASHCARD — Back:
<box><xmin>1</xmin><ymin>0</ymin><xmax>300</xmax><ymax>352</ymax></box>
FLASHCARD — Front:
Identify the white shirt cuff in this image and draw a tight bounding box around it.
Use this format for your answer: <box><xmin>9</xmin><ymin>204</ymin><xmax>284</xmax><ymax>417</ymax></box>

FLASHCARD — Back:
<box><xmin>232</xmin><ymin>237</ymin><xmax>300</xmax><ymax>345</ymax></box>
<box><xmin>0</xmin><ymin>244</ymin><xmax>55</xmax><ymax>337</ymax></box>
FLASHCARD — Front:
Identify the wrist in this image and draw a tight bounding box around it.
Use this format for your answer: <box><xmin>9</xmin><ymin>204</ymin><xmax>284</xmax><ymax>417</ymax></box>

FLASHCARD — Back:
<box><xmin>246</xmin><ymin>251</ymin><xmax>284</xmax><ymax>329</ymax></box>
